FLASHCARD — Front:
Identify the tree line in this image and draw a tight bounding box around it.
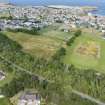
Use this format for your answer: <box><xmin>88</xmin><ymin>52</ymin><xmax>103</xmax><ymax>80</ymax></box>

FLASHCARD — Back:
<box><xmin>66</xmin><ymin>29</ymin><xmax>82</xmax><ymax>46</ymax></box>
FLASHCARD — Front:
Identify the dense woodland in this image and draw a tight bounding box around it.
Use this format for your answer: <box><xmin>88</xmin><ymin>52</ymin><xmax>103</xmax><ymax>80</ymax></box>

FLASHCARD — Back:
<box><xmin>0</xmin><ymin>31</ymin><xmax>105</xmax><ymax>105</ymax></box>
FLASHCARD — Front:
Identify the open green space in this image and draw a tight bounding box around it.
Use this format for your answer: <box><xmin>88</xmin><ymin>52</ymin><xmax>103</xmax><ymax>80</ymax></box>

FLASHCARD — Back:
<box><xmin>1</xmin><ymin>26</ymin><xmax>105</xmax><ymax>105</ymax></box>
<box><xmin>4</xmin><ymin>25</ymin><xmax>73</xmax><ymax>59</ymax></box>
<box><xmin>40</xmin><ymin>24</ymin><xmax>73</xmax><ymax>40</ymax></box>
<box><xmin>4</xmin><ymin>31</ymin><xmax>62</xmax><ymax>59</ymax></box>
<box><xmin>64</xmin><ymin>28</ymin><xmax>105</xmax><ymax>72</ymax></box>
<box><xmin>0</xmin><ymin>98</ymin><xmax>12</xmax><ymax>105</ymax></box>
<box><xmin>0</xmin><ymin>63</ymin><xmax>15</xmax><ymax>87</ymax></box>
<box><xmin>0</xmin><ymin>72</ymin><xmax>15</xmax><ymax>87</ymax></box>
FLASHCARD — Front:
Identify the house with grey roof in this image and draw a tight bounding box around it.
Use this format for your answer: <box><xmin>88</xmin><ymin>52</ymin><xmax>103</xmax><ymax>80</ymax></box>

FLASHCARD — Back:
<box><xmin>18</xmin><ymin>92</ymin><xmax>41</xmax><ymax>105</ymax></box>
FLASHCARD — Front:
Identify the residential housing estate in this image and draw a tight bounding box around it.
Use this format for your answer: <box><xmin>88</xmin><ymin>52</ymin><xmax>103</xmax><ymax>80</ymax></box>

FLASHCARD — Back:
<box><xmin>0</xmin><ymin>3</ymin><xmax>105</xmax><ymax>33</ymax></box>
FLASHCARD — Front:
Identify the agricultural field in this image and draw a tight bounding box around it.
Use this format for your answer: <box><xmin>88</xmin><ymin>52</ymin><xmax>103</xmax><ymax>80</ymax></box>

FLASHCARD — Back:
<box><xmin>64</xmin><ymin>28</ymin><xmax>105</xmax><ymax>72</ymax></box>
<box><xmin>4</xmin><ymin>31</ymin><xmax>62</xmax><ymax>59</ymax></box>
<box><xmin>1</xmin><ymin>26</ymin><xmax>105</xmax><ymax>105</ymax></box>
<box><xmin>4</xmin><ymin>27</ymin><xmax>105</xmax><ymax>72</ymax></box>
<box><xmin>4</xmin><ymin>25</ymin><xmax>72</xmax><ymax>59</ymax></box>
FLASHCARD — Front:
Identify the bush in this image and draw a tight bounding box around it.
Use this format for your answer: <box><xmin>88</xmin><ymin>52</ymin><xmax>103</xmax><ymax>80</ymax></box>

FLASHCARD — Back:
<box><xmin>66</xmin><ymin>37</ymin><xmax>75</xmax><ymax>46</ymax></box>
<box><xmin>66</xmin><ymin>30</ymin><xmax>82</xmax><ymax>46</ymax></box>
<box><xmin>0</xmin><ymin>16</ymin><xmax>13</xmax><ymax>20</ymax></box>
<box><xmin>74</xmin><ymin>29</ymin><xmax>82</xmax><ymax>37</ymax></box>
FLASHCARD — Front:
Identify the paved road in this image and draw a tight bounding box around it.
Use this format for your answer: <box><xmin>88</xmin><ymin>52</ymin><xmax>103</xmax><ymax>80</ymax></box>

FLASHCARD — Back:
<box><xmin>72</xmin><ymin>90</ymin><xmax>105</xmax><ymax>105</ymax></box>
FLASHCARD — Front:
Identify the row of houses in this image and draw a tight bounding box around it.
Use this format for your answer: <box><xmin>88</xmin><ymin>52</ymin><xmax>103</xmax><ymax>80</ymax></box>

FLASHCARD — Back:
<box><xmin>0</xmin><ymin>19</ymin><xmax>51</xmax><ymax>30</ymax></box>
<box><xmin>0</xmin><ymin>5</ymin><xmax>91</xmax><ymax>28</ymax></box>
<box><xmin>0</xmin><ymin>5</ymin><xmax>105</xmax><ymax>33</ymax></box>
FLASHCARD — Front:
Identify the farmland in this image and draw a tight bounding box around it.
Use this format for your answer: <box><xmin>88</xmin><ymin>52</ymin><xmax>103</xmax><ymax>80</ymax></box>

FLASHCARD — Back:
<box><xmin>5</xmin><ymin>32</ymin><xmax>62</xmax><ymax>58</ymax></box>
<box><xmin>64</xmin><ymin>28</ymin><xmax>105</xmax><ymax>72</ymax></box>
<box><xmin>4</xmin><ymin>27</ymin><xmax>105</xmax><ymax>72</ymax></box>
<box><xmin>1</xmin><ymin>26</ymin><xmax>105</xmax><ymax>105</ymax></box>
<box><xmin>4</xmin><ymin>24</ymin><xmax>72</xmax><ymax>59</ymax></box>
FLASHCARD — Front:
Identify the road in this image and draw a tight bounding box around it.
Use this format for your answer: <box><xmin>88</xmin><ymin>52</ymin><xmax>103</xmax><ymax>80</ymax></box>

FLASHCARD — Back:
<box><xmin>1</xmin><ymin>55</ymin><xmax>105</xmax><ymax>105</ymax></box>
<box><xmin>0</xmin><ymin>55</ymin><xmax>53</xmax><ymax>83</ymax></box>
<box><xmin>72</xmin><ymin>90</ymin><xmax>105</xmax><ymax>105</ymax></box>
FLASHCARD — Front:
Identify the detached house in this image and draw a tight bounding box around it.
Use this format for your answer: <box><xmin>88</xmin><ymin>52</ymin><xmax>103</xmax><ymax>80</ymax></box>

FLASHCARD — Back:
<box><xmin>18</xmin><ymin>92</ymin><xmax>41</xmax><ymax>105</ymax></box>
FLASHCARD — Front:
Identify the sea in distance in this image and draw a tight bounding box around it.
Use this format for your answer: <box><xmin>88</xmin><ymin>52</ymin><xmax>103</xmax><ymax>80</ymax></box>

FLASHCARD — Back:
<box><xmin>3</xmin><ymin>0</ymin><xmax>105</xmax><ymax>15</ymax></box>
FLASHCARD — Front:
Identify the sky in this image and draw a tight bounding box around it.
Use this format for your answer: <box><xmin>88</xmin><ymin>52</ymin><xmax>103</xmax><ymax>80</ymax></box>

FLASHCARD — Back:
<box><xmin>0</xmin><ymin>0</ymin><xmax>105</xmax><ymax>15</ymax></box>
<box><xmin>0</xmin><ymin>0</ymin><xmax>105</xmax><ymax>6</ymax></box>
<box><xmin>0</xmin><ymin>0</ymin><xmax>9</xmax><ymax>3</ymax></box>
<box><xmin>11</xmin><ymin>0</ymin><xmax>105</xmax><ymax>5</ymax></box>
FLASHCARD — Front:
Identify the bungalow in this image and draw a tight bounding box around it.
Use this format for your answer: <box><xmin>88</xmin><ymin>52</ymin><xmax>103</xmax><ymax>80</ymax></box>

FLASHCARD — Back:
<box><xmin>18</xmin><ymin>92</ymin><xmax>41</xmax><ymax>105</ymax></box>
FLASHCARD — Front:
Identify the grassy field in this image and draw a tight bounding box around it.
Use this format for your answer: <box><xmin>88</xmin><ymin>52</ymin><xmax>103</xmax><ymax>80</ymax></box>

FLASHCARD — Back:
<box><xmin>40</xmin><ymin>25</ymin><xmax>73</xmax><ymax>40</ymax></box>
<box><xmin>0</xmin><ymin>98</ymin><xmax>12</xmax><ymax>105</ymax></box>
<box><xmin>4</xmin><ymin>25</ymin><xmax>72</xmax><ymax>59</ymax></box>
<box><xmin>64</xmin><ymin>28</ymin><xmax>105</xmax><ymax>72</ymax></box>
<box><xmin>4</xmin><ymin>31</ymin><xmax>63</xmax><ymax>59</ymax></box>
<box><xmin>0</xmin><ymin>72</ymin><xmax>15</xmax><ymax>87</ymax></box>
<box><xmin>1</xmin><ymin>26</ymin><xmax>105</xmax><ymax>105</ymax></box>
<box><xmin>4</xmin><ymin>26</ymin><xmax>105</xmax><ymax>72</ymax></box>
<box><xmin>0</xmin><ymin>62</ymin><xmax>15</xmax><ymax>87</ymax></box>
